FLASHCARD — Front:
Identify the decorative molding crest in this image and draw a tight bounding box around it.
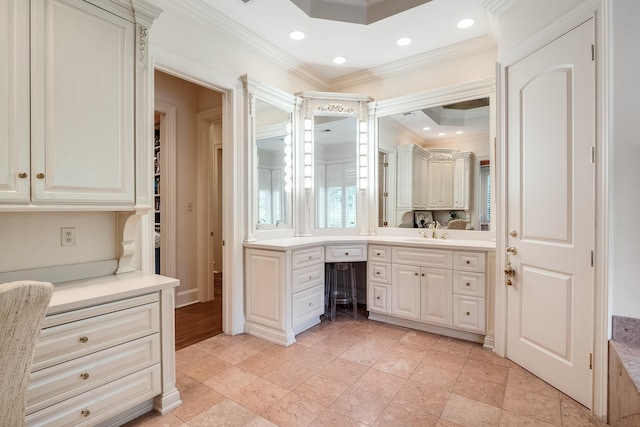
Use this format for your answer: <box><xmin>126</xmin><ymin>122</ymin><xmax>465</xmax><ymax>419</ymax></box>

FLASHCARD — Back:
<box><xmin>137</xmin><ymin>24</ymin><xmax>148</xmax><ymax>64</ymax></box>
<box><xmin>316</xmin><ymin>102</ymin><xmax>355</xmax><ymax>114</ymax></box>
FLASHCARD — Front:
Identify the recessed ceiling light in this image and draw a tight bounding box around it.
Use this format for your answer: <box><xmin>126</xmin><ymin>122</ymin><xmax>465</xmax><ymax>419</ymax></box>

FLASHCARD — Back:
<box><xmin>396</xmin><ymin>37</ymin><xmax>411</xmax><ymax>47</ymax></box>
<box><xmin>456</xmin><ymin>130</ymin><xmax>464</xmax><ymax>134</ymax></box>
<box><xmin>333</xmin><ymin>56</ymin><xmax>346</xmax><ymax>65</ymax></box>
<box><xmin>438</xmin><ymin>132</ymin><xmax>446</xmax><ymax>136</ymax></box>
<box><xmin>422</xmin><ymin>127</ymin><xmax>431</xmax><ymax>131</ymax></box>
<box><xmin>457</xmin><ymin>18</ymin><xmax>474</xmax><ymax>29</ymax></box>
<box><xmin>289</xmin><ymin>30</ymin><xmax>305</xmax><ymax>40</ymax></box>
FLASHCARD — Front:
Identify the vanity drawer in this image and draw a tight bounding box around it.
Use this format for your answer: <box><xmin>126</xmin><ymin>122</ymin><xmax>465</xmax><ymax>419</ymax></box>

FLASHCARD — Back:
<box><xmin>392</xmin><ymin>246</ymin><xmax>452</xmax><ymax>269</ymax></box>
<box><xmin>453</xmin><ymin>271</ymin><xmax>485</xmax><ymax>297</ymax></box>
<box><xmin>292</xmin><ymin>247</ymin><xmax>325</xmax><ymax>269</ymax></box>
<box><xmin>368</xmin><ymin>262</ymin><xmax>392</xmax><ymax>284</ymax></box>
<box><xmin>33</xmin><ymin>301</ymin><xmax>159</xmax><ymax>372</ymax></box>
<box><xmin>27</xmin><ymin>334</ymin><xmax>160</xmax><ymax>414</ymax></box>
<box><xmin>368</xmin><ymin>283</ymin><xmax>391</xmax><ymax>314</ymax></box>
<box><xmin>292</xmin><ymin>264</ymin><xmax>325</xmax><ymax>293</ymax></box>
<box><xmin>453</xmin><ymin>295</ymin><xmax>485</xmax><ymax>333</ymax></box>
<box><xmin>325</xmin><ymin>244</ymin><xmax>367</xmax><ymax>262</ymax></box>
<box><xmin>368</xmin><ymin>245</ymin><xmax>392</xmax><ymax>263</ymax></box>
<box><xmin>453</xmin><ymin>251</ymin><xmax>486</xmax><ymax>272</ymax></box>
<box><xmin>292</xmin><ymin>285</ymin><xmax>324</xmax><ymax>329</ymax></box>
<box><xmin>26</xmin><ymin>364</ymin><xmax>160</xmax><ymax>427</ymax></box>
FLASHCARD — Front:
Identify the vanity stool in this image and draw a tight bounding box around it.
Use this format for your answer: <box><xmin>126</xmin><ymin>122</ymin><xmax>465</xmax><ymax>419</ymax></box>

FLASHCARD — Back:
<box><xmin>327</xmin><ymin>262</ymin><xmax>358</xmax><ymax>321</ymax></box>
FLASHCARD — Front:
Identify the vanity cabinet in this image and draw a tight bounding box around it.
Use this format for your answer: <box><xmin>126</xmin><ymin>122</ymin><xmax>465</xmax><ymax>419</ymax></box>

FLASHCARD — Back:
<box><xmin>1</xmin><ymin>0</ymin><xmax>141</xmax><ymax>207</ymax></box>
<box><xmin>396</xmin><ymin>145</ymin><xmax>428</xmax><ymax>210</ymax></box>
<box><xmin>24</xmin><ymin>273</ymin><xmax>181</xmax><ymax>426</ymax></box>
<box><xmin>245</xmin><ymin>246</ymin><xmax>325</xmax><ymax>346</ymax></box>
<box><xmin>367</xmin><ymin>245</ymin><xmax>392</xmax><ymax>314</ymax></box>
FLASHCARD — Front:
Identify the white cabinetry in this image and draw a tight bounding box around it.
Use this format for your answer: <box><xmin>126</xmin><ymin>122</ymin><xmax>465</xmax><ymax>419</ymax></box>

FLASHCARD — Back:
<box><xmin>453</xmin><ymin>152</ymin><xmax>474</xmax><ymax>210</ymax></box>
<box><xmin>421</xmin><ymin>267</ymin><xmax>453</xmax><ymax>326</ymax></box>
<box><xmin>367</xmin><ymin>245</ymin><xmax>392</xmax><ymax>314</ymax></box>
<box><xmin>427</xmin><ymin>155</ymin><xmax>453</xmax><ymax>209</ymax></box>
<box><xmin>391</xmin><ymin>264</ymin><xmax>421</xmax><ymax>320</ymax></box>
<box><xmin>396</xmin><ymin>145</ymin><xmax>428</xmax><ymax>210</ymax></box>
<box><xmin>0</xmin><ymin>0</ymin><xmax>154</xmax><ymax>208</ymax></box>
<box><xmin>25</xmin><ymin>273</ymin><xmax>181</xmax><ymax>426</ymax></box>
<box><xmin>245</xmin><ymin>246</ymin><xmax>325</xmax><ymax>346</ymax></box>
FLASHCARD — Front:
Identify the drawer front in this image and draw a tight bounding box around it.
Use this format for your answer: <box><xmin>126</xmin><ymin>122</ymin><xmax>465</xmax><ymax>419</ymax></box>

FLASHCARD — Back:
<box><xmin>453</xmin><ymin>251</ymin><xmax>486</xmax><ymax>272</ymax></box>
<box><xmin>292</xmin><ymin>264</ymin><xmax>325</xmax><ymax>293</ymax></box>
<box><xmin>325</xmin><ymin>244</ymin><xmax>367</xmax><ymax>262</ymax></box>
<box><xmin>292</xmin><ymin>285</ymin><xmax>324</xmax><ymax>328</ymax></box>
<box><xmin>368</xmin><ymin>262</ymin><xmax>392</xmax><ymax>284</ymax></box>
<box><xmin>392</xmin><ymin>246</ymin><xmax>452</xmax><ymax>269</ymax></box>
<box><xmin>292</xmin><ymin>247</ymin><xmax>324</xmax><ymax>269</ymax></box>
<box><xmin>368</xmin><ymin>245</ymin><xmax>392</xmax><ymax>263</ymax></box>
<box><xmin>27</xmin><ymin>334</ymin><xmax>160</xmax><ymax>414</ymax></box>
<box><xmin>33</xmin><ymin>302</ymin><xmax>159</xmax><ymax>371</ymax></box>
<box><xmin>453</xmin><ymin>295</ymin><xmax>485</xmax><ymax>333</ymax></box>
<box><xmin>26</xmin><ymin>364</ymin><xmax>160</xmax><ymax>427</ymax></box>
<box><xmin>368</xmin><ymin>283</ymin><xmax>391</xmax><ymax>314</ymax></box>
<box><xmin>453</xmin><ymin>271</ymin><xmax>486</xmax><ymax>297</ymax></box>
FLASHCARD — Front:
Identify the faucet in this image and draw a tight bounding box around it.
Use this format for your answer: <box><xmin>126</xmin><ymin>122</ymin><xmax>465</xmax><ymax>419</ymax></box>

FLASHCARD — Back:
<box><xmin>430</xmin><ymin>221</ymin><xmax>440</xmax><ymax>239</ymax></box>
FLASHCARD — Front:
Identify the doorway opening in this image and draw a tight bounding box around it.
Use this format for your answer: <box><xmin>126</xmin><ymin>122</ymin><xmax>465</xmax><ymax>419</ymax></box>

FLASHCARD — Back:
<box><xmin>154</xmin><ymin>70</ymin><xmax>224</xmax><ymax>349</ymax></box>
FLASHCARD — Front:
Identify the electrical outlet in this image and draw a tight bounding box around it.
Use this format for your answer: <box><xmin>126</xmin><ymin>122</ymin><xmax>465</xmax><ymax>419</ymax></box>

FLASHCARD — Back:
<box><xmin>61</xmin><ymin>227</ymin><xmax>76</xmax><ymax>247</ymax></box>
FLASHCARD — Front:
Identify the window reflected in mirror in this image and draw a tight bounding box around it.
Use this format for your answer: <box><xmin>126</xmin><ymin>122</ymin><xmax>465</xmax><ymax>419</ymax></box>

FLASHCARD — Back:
<box><xmin>314</xmin><ymin>116</ymin><xmax>358</xmax><ymax>228</ymax></box>
<box><xmin>256</xmin><ymin>99</ymin><xmax>292</xmax><ymax>228</ymax></box>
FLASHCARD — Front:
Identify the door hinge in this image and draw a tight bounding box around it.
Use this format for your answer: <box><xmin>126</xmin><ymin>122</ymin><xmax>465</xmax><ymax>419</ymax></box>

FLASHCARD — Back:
<box><xmin>591</xmin><ymin>44</ymin><xmax>595</xmax><ymax>61</ymax></box>
<box><xmin>222</xmin><ymin>240</ymin><xmax>225</xmax><ymax>246</ymax></box>
<box><xmin>591</xmin><ymin>146</ymin><xmax>595</xmax><ymax>163</ymax></box>
<box><xmin>591</xmin><ymin>250</ymin><xmax>594</xmax><ymax>267</ymax></box>
<box><xmin>589</xmin><ymin>352</ymin><xmax>593</xmax><ymax>369</ymax></box>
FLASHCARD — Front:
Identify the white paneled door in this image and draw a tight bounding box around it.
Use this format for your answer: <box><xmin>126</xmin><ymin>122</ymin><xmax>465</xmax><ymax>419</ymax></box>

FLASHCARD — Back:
<box><xmin>505</xmin><ymin>19</ymin><xmax>595</xmax><ymax>408</ymax></box>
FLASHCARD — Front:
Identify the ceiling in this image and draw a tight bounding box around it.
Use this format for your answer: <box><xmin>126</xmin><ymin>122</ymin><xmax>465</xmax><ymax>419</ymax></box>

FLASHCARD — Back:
<box><xmin>201</xmin><ymin>0</ymin><xmax>493</xmax><ymax>81</ymax></box>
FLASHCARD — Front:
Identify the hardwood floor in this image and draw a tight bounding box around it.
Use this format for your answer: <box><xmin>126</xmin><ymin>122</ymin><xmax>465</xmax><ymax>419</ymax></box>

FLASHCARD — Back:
<box><xmin>174</xmin><ymin>274</ymin><xmax>223</xmax><ymax>350</ymax></box>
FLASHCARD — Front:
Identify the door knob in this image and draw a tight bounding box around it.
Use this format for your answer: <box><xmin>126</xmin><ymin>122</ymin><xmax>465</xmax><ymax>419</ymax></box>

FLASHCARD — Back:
<box><xmin>506</xmin><ymin>246</ymin><xmax>517</xmax><ymax>255</ymax></box>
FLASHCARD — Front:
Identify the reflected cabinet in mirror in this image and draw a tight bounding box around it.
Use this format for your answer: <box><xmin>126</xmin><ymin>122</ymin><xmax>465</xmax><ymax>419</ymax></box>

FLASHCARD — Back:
<box><xmin>375</xmin><ymin>79</ymin><xmax>494</xmax><ymax>232</ymax></box>
<box><xmin>243</xmin><ymin>75</ymin><xmax>295</xmax><ymax>235</ymax></box>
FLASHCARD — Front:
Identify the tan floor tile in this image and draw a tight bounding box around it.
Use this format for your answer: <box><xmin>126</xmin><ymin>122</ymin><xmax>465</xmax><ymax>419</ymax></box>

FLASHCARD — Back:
<box><xmin>440</xmin><ymin>394</ymin><xmax>502</xmax><ymax>426</ymax></box>
<box><xmin>215</xmin><ymin>343</ymin><xmax>261</xmax><ymax>365</ymax></box>
<box><xmin>171</xmin><ymin>382</ymin><xmax>225</xmax><ymax>422</ymax></box>
<box><xmin>468</xmin><ymin>344</ymin><xmax>511</xmax><ymax>367</ymax></box>
<box><xmin>339</xmin><ymin>344</ymin><xmax>384</xmax><ymax>367</ymax></box>
<box><xmin>295</xmin><ymin>330</ymin><xmax>327</xmax><ymax>347</ymax></box>
<box><xmin>354</xmin><ymin>334</ymin><xmax>397</xmax><ymax>352</ymax></box>
<box><xmin>410</xmin><ymin>363</ymin><xmax>460</xmax><ymax>391</ymax></box>
<box><xmin>122</xmin><ymin>410</ymin><xmax>187</xmax><ymax>426</ymax></box>
<box><xmin>309</xmin><ymin>408</ymin><xmax>363</xmax><ymax>426</ymax></box>
<box><xmin>175</xmin><ymin>370</ymin><xmax>201</xmax><ymax>393</ymax></box>
<box><xmin>372</xmin><ymin>354</ymin><xmax>421</xmax><ymax>379</ymax></box>
<box><xmin>559</xmin><ymin>393</ymin><xmax>608</xmax><ymax>426</ymax></box>
<box><xmin>204</xmin><ymin>366</ymin><xmax>259</xmax><ymax>396</ymax></box>
<box><xmin>262</xmin><ymin>391</ymin><xmax>325</xmax><ymax>427</ymax></box>
<box><xmin>393</xmin><ymin>380</ymin><xmax>450</xmax><ymax>417</ymax></box>
<box><xmin>262</xmin><ymin>361</ymin><xmax>314</xmax><ymax>390</ymax></box>
<box><xmin>507</xmin><ymin>363</ymin><xmax>559</xmax><ymax>399</ymax></box>
<box><xmin>322</xmin><ymin>357</ymin><xmax>369</xmax><ymax>385</ymax></box>
<box><xmin>193</xmin><ymin>334</ymin><xmax>237</xmax><ymax>356</ymax></box>
<box><xmin>294</xmin><ymin>372</ymin><xmax>349</xmax><ymax>407</ymax></box>
<box><xmin>432</xmin><ymin>336</ymin><xmax>474</xmax><ymax>357</ymax></box>
<box><xmin>421</xmin><ymin>349</ymin><xmax>468</xmax><ymax>372</ymax></box>
<box><xmin>235</xmin><ymin>334</ymin><xmax>276</xmax><ymax>351</ymax></box>
<box><xmin>353</xmin><ymin>368</ymin><xmax>406</xmax><ymax>400</ymax></box>
<box><xmin>236</xmin><ymin>352</ymin><xmax>286</xmax><ymax>377</ymax></box>
<box><xmin>369</xmin><ymin>323</ymin><xmax>409</xmax><ymax>340</ymax></box>
<box><xmin>462</xmin><ymin>358</ymin><xmax>510</xmax><ymax>384</ymax></box>
<box><xmin>452</xmin><ymin>373</ymin><xmax>506</xmax><ymax>408</ymax></box>
<box><xmin>307</xmin><ymin>320</ymin><xmax>343</xmax><ymax>337</ymax></box>
<box><xmin>245</xmin><ymin>416</ymin><xmax>280</xmax><ymax>426</ymax></box>
<box><xmin>289</xmin><ymin>347</ymin><xmax>337</xmax><ymax>371</ymax></box>
<box><xmin>374</xmin><ymin>400</ymin><xmax>439</xmax><ymax>426</ymax></box>
<box><xmin>399</xmin><ymin>330</ymin><xmax>439</xmax><ymax>349</ymax></box>
<box><xmin>179</xmin><ymin>355</ymin><xmax>230</xmax><ymax>382</ymax></box>
<box><xmin>330</xmin><ymin>385</ymin><xmax>391</xmax><ymax>425</ymax></box>
<box><xmin>187</xmin><ymin>398</ymin><xmax>258</xmax><ymax>426</ymax></box>
<box><xmin>175</xmin><ymin>346</ymin><xmax>210</xmax><ymax>371</ymax></box>
<box><xmin>229</xmin><ymin>378</ymin><xmax>289</xmax><ymax>413</ymax></box>
<box><xmin>385</xmin><ymin>341</ymin><xmax>429</xmax><ymax>363</ymax></box>
<box><xmin>261</xmin><ymin>342</ymin><xmax>307</xmax><ymax>361</ymax></box>
<box><xmin>326</xmin><ymin>327</ymin><xmax>368</xmax><ymax>345</ymax></box>
<box><xmin>502</xmin><ymin>386</ymin><xmax>561</xmax><ymax>425</ymax></box>
<box><xmin>311</xmin><ymin>336</ymin><xmax>355</xmax><ymax>356</ymax></box>
<box><xmin>499</xmin><ymin>409</ymin><xmax>558</xmax><ymax>426</ymax></box>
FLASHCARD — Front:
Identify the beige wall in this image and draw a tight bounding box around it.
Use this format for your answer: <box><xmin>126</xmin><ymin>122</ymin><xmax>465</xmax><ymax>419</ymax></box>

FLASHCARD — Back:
<box><xmin>154</xmin><ymin>70</ymin><xmax>222</xmax><ymax>306</ymax></box>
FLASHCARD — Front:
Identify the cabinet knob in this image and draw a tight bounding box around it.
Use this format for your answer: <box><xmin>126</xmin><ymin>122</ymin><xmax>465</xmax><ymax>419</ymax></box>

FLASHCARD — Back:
<box><xmin>344</xmin><ymin>252</ymin><xmax>349</xmax><ymax>256</ymax></box>
<box><xmin>466</xmin><ymin>260</ymin><xmax>471</xmax><ymax>264</ymax></box>
<box><xmin>36</xmin><ymin>173</ymin><xmax>45</xmax><ymax>179</ymax></box>
<box><xmin>79</xmin><ymin>336</ymin><xmax>89</xmax><ymax>343</ymax></box>
<box><xmin>376</xmin><ymin>296</ymin><xmax>380</xmax><ymax>300</ymax></box>
<box><xmin>308</xmin><ymin>302</ymin><xmax>313</xmax><ymax>307</ymax></box>
<box><xmin>414</xmin><ymin>272</ymin><xmax>418</xmax><ymax>276</ymax></box>
<box><xmin>308</xmin><ymin>256</ymin><xmax>312</xmax><ymax>260</ymax></box>
<box><xmin>80</xmin><ymin>372</ymin><xmax>90</xmax><ymax>380</ymax></box>
<box><xmin>466</xmin><ymin>282</ymin><xmax>470</xmax><ymax>287</ymax></box>
<box><xmin>81</xmin><ymin>409</ymin><xmax>91</xmax><ymax>417</ymax></box>
<box><xmin>466</xmin><ymin>311</ymin><xmax>470</xmax><ymax>316</ymax></box>
<box><xmin>18</xmin><ymin>172</ymin><xmax>28</xmax><ymax>179</ymax></box>
<box><xmin>376</xmin><ymin>271</ymin><xmax>380</xmax><ymax>275</ymax></box>
<box><xmin>376</xmin><ymin>252</ymin><xmax>380</xmax><ymax>256</ymax></box>
<box><xmin>309</xmin><ymin>276</ymin><xmax>312</xmax><ymax>280</ymax></box>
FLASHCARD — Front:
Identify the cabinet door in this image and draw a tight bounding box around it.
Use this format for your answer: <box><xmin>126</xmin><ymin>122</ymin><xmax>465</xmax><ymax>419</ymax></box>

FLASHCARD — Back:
<box><xmin>30</xmin><ymin>0</ymin><xmax>134</xmax><ymax>204</ymax></box>
<box><xmin>411</xmin><ymin>155</ymin><xmax>428</xmax><ymax>208</ymax></box>
<box><xmin>453</xmin><ymin>156</ymin><xmax>470</xmax><ymax>209</ymax></box>
<box><xmin>420</xmin><ymin>267</ymin><xmax>452</xmax><ymax>326</ymax></box>
<box><xmin>428</xmin><ymin>161</ymin><xmax>453</xmax><ymax>208</ymax></box>
<box><xmin>368</xmin><ymin>282</ymin><xmax>391</xmax><ymax>314</ymax></box>
<box><xmin>453</xmin><ymin>295</ymin><xmax>485</xmax><ymax>333</ymax></box>
<box><xmin>0</xmin><ymin>0</ymin><xmax>30</xmax><ymax>202</ymax></box>
<box><xmin>245</xmin><ymin>249</ymin><xmax>285</xmax><ymax>331</ymax></box>
<box><xmin>391</xmin><ymin>264</ymin><xmax>421</xmax><ymax>320</ymax></box>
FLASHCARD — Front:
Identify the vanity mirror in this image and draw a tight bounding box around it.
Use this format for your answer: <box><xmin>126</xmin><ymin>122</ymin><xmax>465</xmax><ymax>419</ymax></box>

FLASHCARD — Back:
<box><xmin>374</xmin><ymin>79</ymin><xmax>495</xmax><ymax>232</ymax></box>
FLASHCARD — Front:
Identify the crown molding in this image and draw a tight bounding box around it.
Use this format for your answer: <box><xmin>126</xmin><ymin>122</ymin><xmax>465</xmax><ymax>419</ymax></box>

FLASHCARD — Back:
<box><xmin>481</xmin><ymin>0</ymin><xmax>519</xmax><ymax>17</ymax></box>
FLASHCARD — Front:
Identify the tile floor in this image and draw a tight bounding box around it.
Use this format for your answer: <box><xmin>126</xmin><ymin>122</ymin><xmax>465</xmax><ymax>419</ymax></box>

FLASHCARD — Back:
<box><xmin>125</xmin><ymin>313</ymin><xmax>607</xmax><ymax>426</ymax></box>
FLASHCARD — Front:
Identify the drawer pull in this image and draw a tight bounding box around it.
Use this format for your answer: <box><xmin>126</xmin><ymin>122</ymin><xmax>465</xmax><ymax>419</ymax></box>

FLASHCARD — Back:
<box><xmin>79</xmin><ymin>336</ymin><xmax>89</xmax><ymax>343</ymax></box>
<box><xmin>466</xmin><ymin>311</ymin><xmax>470</xmax><ymax>316</ymax></box>
<box><xmin>376</xmin><ymin>296</ymin><xmax>380</xmax><ymax>300</ymax></box>
<box><xmin>81</xmin><ymin>409</ymin><xmax>91</xmax><ymax>417</ymax></box>
<box><xmin>466</xmin><ymin>282</ymin><xmax>470</xmax><ymax>287</ymax></box>
<box><xmin>308</xmin><ymin>302</ymin><xmax>313</xmax><ymax>307</ymax></box>
<box><xmin>18</xmin><ymin>172</ymin><xmax>28</xmax><ymax>178</ymax></box>
<box><xmin>466</xmin><ymin>260</ymin><xmax>471</xmax><ymax>264</ymax></box>
<box><xmin>80</xmin><ymin>372</ymin><xmax>90</xmax><ymax>380</ymax></box>
<box><xmin>36</xmin><ymin>173</ymin><xmax>45</xmax><ymax>179</ymax></box>
<box><xmin>376</xmin><ymin>252</ymin><xmax>380</xmax><ymax>256</ymax></box>
<box><xmin>414</xmin><ymin>273</ymin><xmax>418</xmax><ymax>276</ymax></box>
<box><xmin>375</xmin><ymin>271</ymin><xmax>380</xmax><ymax>275</ymax></box>
<box><xmin>308</xmin><ymin>256</ymin><xmax>312</xmax><ymax>260</ymax></box>
<box><xmin>344</xmin><ymin>252</ymin><xmax>349</xmax><ymax>256</ymax></box>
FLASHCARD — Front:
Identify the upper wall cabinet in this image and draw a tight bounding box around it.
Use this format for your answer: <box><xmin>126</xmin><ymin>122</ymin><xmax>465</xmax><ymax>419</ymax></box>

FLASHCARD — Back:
<box><xmin>0</xmin><ymin>0</ymin><xmax>159</xmax><ymax>209</ymax></box>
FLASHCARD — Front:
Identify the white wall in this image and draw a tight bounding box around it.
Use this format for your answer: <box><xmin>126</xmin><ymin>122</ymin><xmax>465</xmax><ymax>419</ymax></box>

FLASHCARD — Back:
<box><xmin>610</xmin><ymin>0</ymin><xmax>640</xmax><ymax>319</ymax></box>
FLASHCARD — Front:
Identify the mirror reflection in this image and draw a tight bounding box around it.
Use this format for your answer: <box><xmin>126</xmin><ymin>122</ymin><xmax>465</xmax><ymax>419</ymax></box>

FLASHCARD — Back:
<box><xmin>256</xmin><ymin>99</ymin><xmax>292</xmax><ymax>228</ymax></box>
<box><xmin>378</xmin><ymin>98</ymin><xmax>491</xmax><ymax>230</ymax></box>
<box><xmin>314</xmin><ymin>116</ymin><xmax>358</xmax><ymax>228</ymax></box>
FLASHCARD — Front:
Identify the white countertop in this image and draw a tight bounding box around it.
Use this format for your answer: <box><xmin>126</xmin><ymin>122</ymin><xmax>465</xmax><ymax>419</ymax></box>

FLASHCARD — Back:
<box><xmin>243</xmin><ymin>234</ymin><xmax>496</xmax><ymax>252</ymax></box>
<box><xmin>48</xmin><ymin>271</ymin><xmax>179</xmax><ymax>315</ymax></box>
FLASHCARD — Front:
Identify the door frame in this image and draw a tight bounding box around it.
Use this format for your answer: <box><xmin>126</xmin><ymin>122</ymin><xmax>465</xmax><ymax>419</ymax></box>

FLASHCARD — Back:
<box><xmin>494</xmin><ymin>1</ymin><xmax>609</xmax><ymax>416</ymax></box>
<box><xmin>151</xmin><ymin>50</ymin><xmax>246</xmax><ymax>336</ymax></box>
